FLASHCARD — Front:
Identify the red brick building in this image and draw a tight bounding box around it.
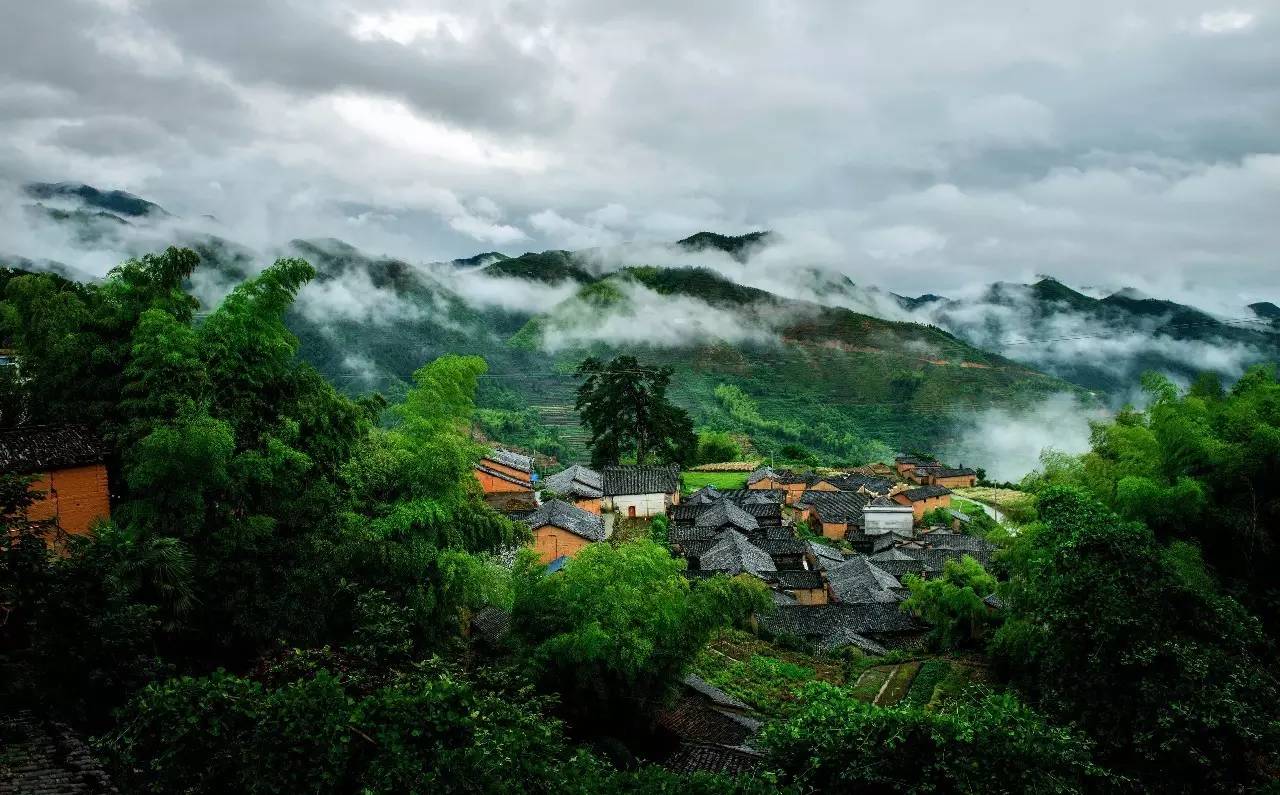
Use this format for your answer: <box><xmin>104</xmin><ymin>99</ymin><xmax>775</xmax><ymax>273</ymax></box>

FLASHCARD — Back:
<box><xmin>0</xmin><ymin>425</ymin><xmax>110</xmax><ymax>538</ymax></box>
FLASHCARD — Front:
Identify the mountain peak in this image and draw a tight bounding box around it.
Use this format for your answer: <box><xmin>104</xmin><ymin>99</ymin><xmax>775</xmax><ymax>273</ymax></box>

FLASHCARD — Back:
<box><xmin>23</xmin><ymin>181</ymin><xmax>169</xmax><ymax>219</ymax></box>
<box><xmin>676</xmin><ymin>231</ymin><xmax>772</xmax><ymax>262</ymax></box>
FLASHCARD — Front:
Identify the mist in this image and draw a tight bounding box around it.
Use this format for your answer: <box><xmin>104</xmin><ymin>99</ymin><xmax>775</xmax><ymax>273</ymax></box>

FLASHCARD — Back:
<box><xmin>943</xmin><ymin>393</ymin><xmax>1102</xmax><ymax>483</ymax></box>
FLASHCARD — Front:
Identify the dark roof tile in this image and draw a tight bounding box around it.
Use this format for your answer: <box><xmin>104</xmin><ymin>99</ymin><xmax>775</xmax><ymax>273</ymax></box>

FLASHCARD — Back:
<box><xmin>0</xmin><ymin>425</ymin><xmax>104</xmax><ymax>474</ymax></box>
<box><xmin>525</xmin><ymin>499</ymin><xmax>606</xmax><ymax>541</ymax></box>
<box><xmin>602</xmin><ymin>465</ymin><xmax>680</xmax><ymax>496</ymax></box>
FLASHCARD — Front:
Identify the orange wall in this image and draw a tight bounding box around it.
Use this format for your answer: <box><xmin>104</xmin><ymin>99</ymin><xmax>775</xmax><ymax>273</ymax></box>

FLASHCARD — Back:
<box><xmin>932</xmin><ymin>475</ymin><xmax>976</xmax><ymax>489</ymax></box>
<box><xmin>894</xmin><ymin>492</ymin><xmax>951</xmax><ymax>520</ymax></box>
<box><xmin>820</xmin><ymin>521</ymin><xmax>847</xmax><ymax>540</ymax></box>
<box><xmin>26</xmin><ymin>464</ymin><xmax>110</xmax><ymax>536</ymax></box>
<box><xmin>531</xmin><ymin>525</ymin><xmax>591</xmax><ymax>564</ymax></box>
<box><xmin>793</xmin><ymin>587</ymin><xmax>828</xmax><ymax>606</ymax></box>
<box><xmin>573</xmin><ymin>497</ymin><xmax>601</xmax><ymax>514</ymax></box>
<box><xmin>475</xmin><ymin>469</ymin><xmax>533</xmax><ymax>494</ymax></box>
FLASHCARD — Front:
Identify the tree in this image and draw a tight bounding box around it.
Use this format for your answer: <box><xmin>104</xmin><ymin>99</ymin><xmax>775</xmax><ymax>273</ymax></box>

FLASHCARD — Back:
<box><xmin>695</xmin><ymin>430</ymin><xmax>742</xmax><ymax>465</ymax></box>
<box><xmin>510</xmin><ymin>540</ymin><xmax>771</xmax><ymax>732</ymax></box>
<box><xmin>574</xmin><ymin>356</ymin><xmax>696</xmax><ymax>467</ymax></box>
<box><xmin>760</xmin><ymin>683</ymin><xmax>1106</xmax><ymax>794</ymax></box>
<box><xmin>991</xmin><ymin>486</ymin><xmax>1280</xmax><ymax>790</ymax></box>
<box><xmin>901</xmin><ymin>555</ymin><xmax>999</xmax><ymax>649</ymax></box>
<box><xmin>1020</xmin><ymin>367</ymin><xmax>1280</xmax><ymax>637</ymax></box>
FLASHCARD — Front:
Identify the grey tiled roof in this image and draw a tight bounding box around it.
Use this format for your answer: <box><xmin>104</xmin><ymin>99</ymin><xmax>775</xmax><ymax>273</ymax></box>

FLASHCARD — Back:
<box><xmin>767</xmin><ymin>569</ymin><xmax>824</xmax><ymax>590</ymax></box>
<box><xmin>602</xmin><ymin>465</ymin><xmax>680</xmax><ymax>496</ymax></box>
<box><xmin>903</xmin><ymin>546</ymin><xmax>989</xmax><ymax>574</ymax></box>
<box><xmin>796</xmin><ymin>490</ymin><xmax>869</xmax><ymax>523</ymax></box>
<box><xmin>525</xmin><ymin>499</ymin><xmax>606</xmax><ymax>541</ymax></box>
<box><xmin>0</xmin><ymin>711</ymin><xmax>117</xmax><ymax>794</ymax></box>
<box><xmin>816</xmin><ymin>474</ymin><xmax>895</xmax><ymax>494</ymax></box>
<box><xmin>671</xmin><ymin>526</ymin><xmax>719</xmax><ymax>544</ymax></box>
<box><xmin>806</xmin><ymin>540</ymin><xmax>847</xmax><ymax>570</ymax></box>
<box><xmin>685</xmin><ymin>485</ymin><xmax>724</xmax><ymax>505</ymax></box>
<box><xmin>542</xmin><ymin>464</ymin><xmax>602</xmax><ymax>498</ymax></box>
<box><xmin>0</xmin><ymin>425</ymin><xmax>104</xmax><ymax>475</ymax></box>
<box><xmin>682</xmin><ymin>674</ymin><xmax>752</xmax><ymax>712</ymax></box>
<box><xmin>759</xmin><ymin>603</ymin><xmax>922</xmax><ymax>643</ymax></box>
<box><xmin>868</xmin><ymin>495</ymin><xmax>901</xmax><ymax>508</ymax></box>
<box><xmin>934</xmin><ymin>467</ymin><xmax>977</xmax><ymax>478</ymax></box>
<box><xmin>746</xmin><ymin>466</ymin><xmax>777</xmax><ymax>485</ymax></box>
<box><xmin>699</xmin><ymin>530</ymin><xmax>776</xmax><ymax>575</ymax></box>
<box><xmin>901</xmin><ymin>485</ymin><xmax>953</xmax><ymax>501</ymax></box>
<box><xmin>487</xmin><ymin>448</ymin><xmax>533</xmax><ymax>473</ymax></box>
<box><xmin>869</xmin><ymin>548</ymin><xmax>927</xmax><ymax>578</ymax></box>
<box><xmin>825</xmin><ymin>557</ymin><xmax>903</xmax><ymax>604</ymax></box>
<box><xmin>695</xmin><ymin>500</ymin><xmax>760</xmax><ymax>532</ymax></box>
<box><xmin>662</xmin><ymin>743</ymin><xmax>763</xmax><ymax>775</ymax></box>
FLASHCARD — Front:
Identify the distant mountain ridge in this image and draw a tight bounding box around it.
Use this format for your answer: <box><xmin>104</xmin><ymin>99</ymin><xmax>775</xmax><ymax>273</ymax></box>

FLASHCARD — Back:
<box><xmin>8</xmin><ymin>180</ymin><xmax>1279</xmax><ymax>463</ymax></box>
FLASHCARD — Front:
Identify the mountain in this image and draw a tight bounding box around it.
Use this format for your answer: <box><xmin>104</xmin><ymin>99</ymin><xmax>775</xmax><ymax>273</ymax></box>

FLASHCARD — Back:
<box><xmin>911</xmin><ymin>277</ymin><xmax>1280</xmax><ymax>393</ymax></box>
<box><xmin>24</xmin><ymin>182</ymin><xmax>168</xmax><ymax>219</ymax></box>
<box><xmin>9</xmin><ymin>181</ymin><xmax>1278</xmax><ymax>465</ymax></box>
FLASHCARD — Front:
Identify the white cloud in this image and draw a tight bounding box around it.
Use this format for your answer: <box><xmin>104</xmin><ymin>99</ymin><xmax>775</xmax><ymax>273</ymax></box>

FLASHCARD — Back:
<box><xmin>1198</xmin><ymin>10</ymin><xmax>1255</xmax><ymax>33</ymax></box>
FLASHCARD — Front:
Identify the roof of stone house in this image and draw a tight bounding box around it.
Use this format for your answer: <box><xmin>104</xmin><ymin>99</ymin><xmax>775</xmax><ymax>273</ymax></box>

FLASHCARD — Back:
<box><xmin>816</xmin><ymin>474</ymin><xmax>896</xmax><ymax>494</ymax></box>
<box><xmin>983</xmin><ymin>593</ymin><xmax>1005</xmax><ymax>610</ymax></box>
<box><xmin>746</xmin><ymin>466</ymin><xmax>777</xmax><ymax>485</ymax></box>
<box><xmin>541</xmin><ymin>464</ymin><xmax>602</xmax><ymax>498</ymax></box>
<box><xmin>764</xmin><ymin>569</ymin><xmax>825</xmax><ymax>590</ymax></box>
<box><xmin>470</xmin><ymin>606</ymin><xmax>512</xmax><ymax>646</ymax></box>
<box><xmin>895</xmin><ymin>455</ymin><xmax>940</xmax><ymax>466</ymax></box>
<box><xmin>525</xmin><ymin>499</ymin><xmax>606</xmax><ymax>541</ymax></box>
<box><xmin>755</xmin><ymin>468</ymin><xmax>813</xmax><ymax>485</ymax></box>
<box><xmin>0</xmin><ymin>425</ymin><xmax>105</xmax><ymax>475</ymax></box>
<box><xmin>670</xmin><ymin>496</ymin><xmax>782</xmax><ymax>528</ymax></box>
<box><xmin>670</xmin><ymin>525</ymin><xmax>720</xmax><ymax>544</ymax></box>
<box><xmin>902</xmin><ymin>546</ymin><xmax>991</xmax><ymax>573</ymax></box>
<box><xmin>474</xmin><ymin>462</ymin><xmax>533</xmax><ymax>488</ymax></box>
<box><xmin>948</xmin><ymin>509</ymin><xmax>973</xmax><ymax>524</ymax></box>
<box><xmin>739</xmin><ymin>489</ymin><xmax>785</xmax><ymax>504</ymax></box>
<box><xmin>900</xmin><ymin>485</ymin><xmax>953</xmax><ymax>501</ymax></box>
<box><xmin>806</xmin><ymin>540</ymin><xmax>847</xmax><ymax>570</ymax></box>
<box><xmin>759</xmin><ymin>603</ymin><xmax>922</xmax><ymax>643</ymax></box>
<box><xmin>682</xmin><ymin>674</ymin><xmax>752</xmax><ymax>712</ymax></box>
<box><xmin>695</xmin><ymin>500</ymin><xmax>760</xmax><ymax>532</ymax></box>
<box><xmin>869</xmin><ymin>548</ymin><xmax>927</xmax><ymax>578</ymax></box>
<box><xmin>934</xmin><ymin>467</ymin><xmax>977</xmax><ymax>478</ymax></box>
<box><xmin>825</xmin><ymin>557</ymin><xmax>903</xmax><ymax>604</ymax></box>
<box><xmin>797</xmin><ymin>491</ymin><xmax>869</xmax><ymax>523</ymax></box>
<box><xmin>867</xmin><ymin>495</ymin><xmax>907</xmax><ymax>509</ymax></box>
<box><xmin>685</xmin><ymin>485</ymin><xmax>724</xmax><ymax>505</ymax></box>
<box><xmin>661</xmin><ymin>743</ymin><xmax>763</xmax><ymax>776</ymax></box>
<box><xmin>482</xmin><ymin>491</ymin><xmax>540</xmax><ymax>517</ymax></box>
<box><xmin>770</xmin><ymin>590</ymin><xmax>799</xmax><ymax>606</ymax></box>
<box><xmin>602</xmin><ymin>464</ymin><xmax>681</xmax><ymax>496</ymax></box>
<box><xmin>0</xmin><ymin>711</ymin><xmax>118</xmax><ymax>794</ymax></box>
<box><xmin>486</xmin><ymin>448</ymin><xmax>533</xmax><ymax>473</ymax></box>
<box><xmin>699</xmin><ymin>530</ymin><xmax>776</xmax><ymax>575</ymax></box>
<box><xmin>755</xmin><ymin>537</ymin><xmax>808</xmax><ymax>557</ymax></box>
<box><xmin>928</xmin><ymin>532</ymin><xmax>997</xmax><ymax>557</ymax></box>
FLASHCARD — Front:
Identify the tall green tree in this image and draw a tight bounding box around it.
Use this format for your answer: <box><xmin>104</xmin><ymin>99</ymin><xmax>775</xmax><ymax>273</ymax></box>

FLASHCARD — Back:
<box><xmin>574</xmin><ymin>356</ymin><xmax>696</xmax><ymax>467</ymax></box>
<box><xmin>991</xmin><ymin>486</ymin><xmax>1279</xmax><ymax>791</ymax></box>
<box><xmin>901</xmin><ymin>555</ymin><xmax>999</xmax><ymax>649</ymax></box>
<box><xmin>511</xmin><ymin>540</ymin><xmax>771</xmax><ymax>732</ymax></box>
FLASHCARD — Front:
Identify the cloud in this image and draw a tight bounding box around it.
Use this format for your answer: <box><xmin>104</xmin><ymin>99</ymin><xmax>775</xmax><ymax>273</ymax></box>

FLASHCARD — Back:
<box><xmin>944</xmin><ymin>393</ymin><xmax>1101</xmax><ymax>482</ymax></box>
<box><xmin>533</xmin><ymin>280</ymin><xmax>782</xmax><ymax>353</ymax></box>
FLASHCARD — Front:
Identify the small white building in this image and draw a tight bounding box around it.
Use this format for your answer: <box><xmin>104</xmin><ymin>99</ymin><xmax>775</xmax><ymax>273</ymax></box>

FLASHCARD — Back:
<box><xmin>862</xmin><ymin>495</ymin><xmax>915</xmax><ymax>536</ymax></box>
<box><xmin>602</xmin><ymin>465</ymin><xmax>681</xmax><ymax>518</ymax></box>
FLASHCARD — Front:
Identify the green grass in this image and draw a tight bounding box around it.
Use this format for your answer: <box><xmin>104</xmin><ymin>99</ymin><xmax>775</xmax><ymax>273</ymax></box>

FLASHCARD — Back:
<box><xmin>681</xmin><ymin>471</ymin><xmax>749</xmax><ymax>492</ymax></box>
<box><xmin>903</xmin><ymin>659</ymin><xmax>951</xmax><ymax>708</ymax></box>
<box><xmin>877</xmin><ymin>661</ymin><xmax>922</xmax><ymax>706</ymax></box>
<box><xmin>849</xmin><ymin>667</ymin><xmax>891</xmax><ymax>702</ymax></box>
<box><xmin>691</xmin><ymin>629</ymin><xmax>844</xmax><ymax>715</ymax></box>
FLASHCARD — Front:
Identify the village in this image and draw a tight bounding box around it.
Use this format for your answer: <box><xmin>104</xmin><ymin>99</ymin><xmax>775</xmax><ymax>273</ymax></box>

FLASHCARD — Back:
<box><xmin>470</xmin><ymin>444</ymin><xmax>1002</xmax><ymax>772</ymax></box>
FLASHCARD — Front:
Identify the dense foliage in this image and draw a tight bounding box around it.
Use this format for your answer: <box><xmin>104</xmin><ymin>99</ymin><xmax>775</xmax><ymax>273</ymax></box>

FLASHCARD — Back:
<box><xmin>902</xmin><ymin>555</ymin><xmax>999</xmax><ymax>649</ymax></box>
<box><xmin>993</xmin><ymin>486</ymin><xmax>1280</xmax><ymax>790</ymax></box>
<box><xmin>511</xmin><ymin>540</ymin><xmax>772</xmax><ymax>732</ymax></box>
<box><xmin>760</xmin><ymin>683</ymin><xmax>1105</xmax><ymax>794</ymax></box>
<box><xmin>1024</xmin><ymin>369</ymin><xmax>1280</xmax><ymax>637</ymax></box>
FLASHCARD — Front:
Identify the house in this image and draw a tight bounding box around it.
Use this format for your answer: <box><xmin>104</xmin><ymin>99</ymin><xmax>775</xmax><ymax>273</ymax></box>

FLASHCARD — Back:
<box><xmin>804</xmin><ymin>539</ymin><xmax>846</xmax><ymax>572</ymax></box>
<box><xmin>921</xmin><ymin>467</ymin><xmax>978</xmax><ymax>489</ymax></box>
<box><xmin>698</xmin><ymin>530</ymin><xmax>776</xmax><ymax>576</ymax></box>
<box><xmin>758</xmin><ymin>603</ymin><xmax>925</xmax><ymax>654</ymax></box>
<box><xmin>474</xmin><ymin>448</ymin><xmax>534</xmax><ymax>494</ymax></box>
<box><xmin>794</xmin><ymin>490</ymin><xmax>868</xmax><ymax>540</ymax></box>
<box><xmin>0</xmin><ymin>425</ymin><xmax>109</xmax><ymax>538</ymax></box>
<box><xmin>868</xmin><ymin>548</ymin><xmax>927</xmax><ymax>579</ymax></box>
<box><xmin>658</xmin><ymin>674</ymin><xmax>763</xmax><ymax>775</ymax></box>
<box><xmin>525</xmin><ymin>499</ymin><xmax>606</xmax><ymax>564</ymax></box>
<box><xmin>670</xmin><ymin>490</ymin><xmax>783</xmax><ymax>529</ymax></box>
<box><xmin>602</xmin><ymin>464</ymin><xmax>681</xmax><ymax>517</ymax></box>
<box><xmin>760</xmin><ymin>569</ymin><xmax>828</xmax><ymax>605</ymax></box>
<box><xmin>862</xmin><ymin>495</ymin><xmax>915</xmax><ymax>535</ymax></box>
<box><xmin>482</xmin><ymin>490</ymin><xmax>539</xmax><ymax>521</ymax></box>
<box><xmin>823</xmin><ymin>556</ymin><xmax>903</xmax><ymax>604</ymax></box>
<box><xmin>809</xmin><ymin>473</ymin><xmax>895</xmax><ymax>495</ymax></box>
<box><xmin>894</xmin><ymin>455</ymin><xmax>939</xmax><ymax>478</ymax></box>
<box><xmin>892</xmin><ymin>484</ymin><xmax>952</xmax><ymax>521</ymax></box>
<box><xmin>746</xmin><ymin>467</ymin><xmax>811</xmax><ymax>504</ymax></box>
<box><xmin>541</xmin><ymin>464</ymin><xmax>603</xmax><ymax>513</ymax></box>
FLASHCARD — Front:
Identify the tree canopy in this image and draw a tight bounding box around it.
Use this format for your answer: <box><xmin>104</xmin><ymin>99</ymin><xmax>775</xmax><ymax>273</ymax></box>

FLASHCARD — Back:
<box><xmin>574</xmin><ymin>355</ymin><xmax>696</xmax><ymax>467</ymax></box>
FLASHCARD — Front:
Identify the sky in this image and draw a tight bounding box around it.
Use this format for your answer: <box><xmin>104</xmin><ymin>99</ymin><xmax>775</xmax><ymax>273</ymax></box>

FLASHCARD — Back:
<box><xmin>2</xmin><ymin>0</ymin><xmax>1279</xmax><ymax>309</ymax></box>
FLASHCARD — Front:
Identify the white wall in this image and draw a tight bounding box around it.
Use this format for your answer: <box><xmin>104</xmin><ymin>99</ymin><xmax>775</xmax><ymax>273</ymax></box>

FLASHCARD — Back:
<box><xmin>608</xmin><ymin>492</ymin><xmax>670</xmax><ymax>518</ymax></box>
<box><xmin>863</xmin><ymin>506</ymin><xmax>914</xmax><ymax>535</ymax></box>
